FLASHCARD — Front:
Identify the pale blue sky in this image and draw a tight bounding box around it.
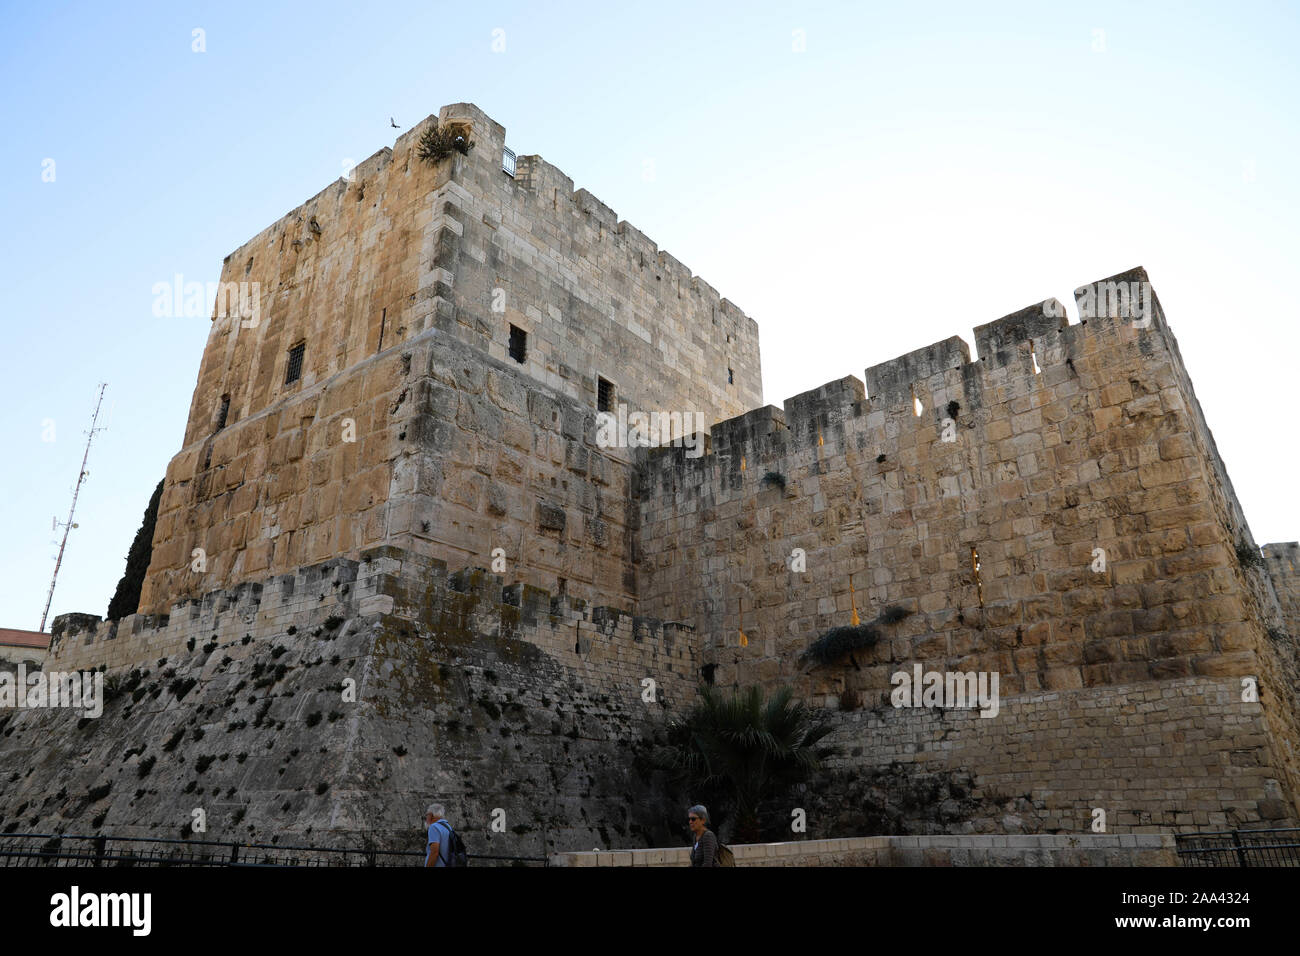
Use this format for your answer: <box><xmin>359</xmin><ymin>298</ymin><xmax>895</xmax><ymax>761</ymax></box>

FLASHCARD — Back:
<box><xmin>2</xmin><ymin>0</ymin><xmax>1297</xmax><ymax>628</ymax></box>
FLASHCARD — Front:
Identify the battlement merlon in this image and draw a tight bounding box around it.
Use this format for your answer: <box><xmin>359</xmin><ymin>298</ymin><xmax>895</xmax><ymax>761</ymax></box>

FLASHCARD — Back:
<box><xmin>973</xmin><ymin>301</ymin><xmax>1068</xmax><ymax>363</ymax></box>
<box><xmin>641</xmin><ymin>267</ymin><xmax>1188</xmax><ymax>481</ymax></box>
<box><xmin>209</xmin><ymin>101</ymin><xmax>756</xmax><ymax>330</ymax></box>
<box><xmin>506</xmin><ymin>168</ymin><xmax>758</xmax><ymax>333</ymax></box>
<box><xmin>441</xmin><ymin>102</ymin><xmax>757</xmax><ymax>331</ymax></box>
<box><xmin>211</xmin><ymin>105</ymin><xmax>493</xmax><ymax>272</ymax></box>
<box><xmin>1263</xmin><ymin>542</ymin><xmax>1300</xmax><ymax>570</ymax></box>
<box><xmin>782</xmin><ymin>377</ymin><xmax>867</xmax><ymax>445</ymax></box>
<box><xmin>186</xmin><ymin>100</ymin><xmax>762</xmax><ymax>464</ymax></box>
<box><xmin>865</xmin><ymin>336</ymin><xmax>972</xmax><ymax>406</ymax></box>
<box><xmin>1073</xmin><ymin>265</ymin><xmax>1168</xmax><ymax>330</ymax></box>
<box><xmin>52</xmin><ymin>546</ymin><xmax>697</xmax><ymax>674</ymax></box>
<box><xmin>1264</xmin><ymin>542</ymin><xmax>1300</xmax><ymax>641</ymax></box>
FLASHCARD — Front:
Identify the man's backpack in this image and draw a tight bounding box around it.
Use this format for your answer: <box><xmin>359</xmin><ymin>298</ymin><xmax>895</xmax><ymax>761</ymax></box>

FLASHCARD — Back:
<box><xmin>715</xmin><ymin>840</ymin><xmax>735</xmax><ymax>867</ymax></box>
<box><xmin>436</xmin><ymin>821</ymin><xmax>469</xmax><ymax>867</ymax></box>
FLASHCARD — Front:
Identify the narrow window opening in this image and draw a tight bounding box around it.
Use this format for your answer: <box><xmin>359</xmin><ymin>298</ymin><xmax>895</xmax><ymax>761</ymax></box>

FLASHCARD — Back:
<box><xmin>215</xmin><ymin>394</ymin><xmax>231</xmax><ymax>431</ymax></box>
<box><xmin>377</xmin><ymin>308</ymin><xmax>386</xmax><ymax>353</ymax></box>
<box><xmin>285</xmin><ymin>342</ymin><xmax>306</xmax><ymax>385</ymax></box>
<box><xmin>970</xmin><ymin>546</ymin><xmax>984</xmax><ymax>607</ymax></box>
<box><xmin>727</xmin><ymin>367</ymin><xmax>734</xmax><ymax>385</ymax></box>
<box><xmin>912</xmin><ymin>384</ymin><xmax>923</xmax><ymax>417</ymax></box>
<box><xmin>508</xmin><ymin>324</ymin><xmax>527</xmax><ymax>364</ymax></box>
<box><xmin>1031</xmin><ymin>342</ymin><xmax>1041</xmax><ymax>375</ymax></box>
<box><xmin>597</xmin><ymin>377</ymin><xmax>614</xmax><ymax>413</ymax></box>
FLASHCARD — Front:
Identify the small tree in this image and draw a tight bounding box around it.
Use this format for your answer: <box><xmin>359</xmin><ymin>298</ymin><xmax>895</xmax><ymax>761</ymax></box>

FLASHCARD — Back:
<box><xmin>106</xmin><ymin>479</ymin><xmax>163</xmax><ymax>620</ymax></box>
<box><xmin>655</xmin><ymin>684</ymin><xmax>835</xmax><ymax>844</ymax></box>
<box><xmin>416</xmin><ymin>123</ymin><xmax>474</xmax><ymax>165</ymax></box>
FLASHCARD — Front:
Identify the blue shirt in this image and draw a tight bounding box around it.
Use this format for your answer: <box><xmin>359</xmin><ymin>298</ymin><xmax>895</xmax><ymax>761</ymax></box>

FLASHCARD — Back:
<box><xmin>426</xmin><ymin>820</ymin><xmax>451</xmax><ymax>867</ymax></box>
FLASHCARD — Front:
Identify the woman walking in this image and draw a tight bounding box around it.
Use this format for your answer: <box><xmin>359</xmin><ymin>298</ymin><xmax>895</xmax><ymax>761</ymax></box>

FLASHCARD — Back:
<box><xmin>687</xmin><ymin>805</ymin><xmax>718</xmax><ymax>867</ymax></box>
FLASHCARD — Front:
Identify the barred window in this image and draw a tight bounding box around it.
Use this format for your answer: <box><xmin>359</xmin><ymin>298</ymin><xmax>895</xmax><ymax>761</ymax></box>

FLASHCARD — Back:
<box><xmin>597</xmin><ymin>377</ymin><xmax>614</xmax><ymax>413</ymax></box>
<box><xmin>508</xmin><ymin>324</ymin><xmax>526</xmax><ymax>364</ymax></box>
<box><xmin>285</xmin><ymin>342</ymin><xmax>305</xmax><ymax>385</ymax></box>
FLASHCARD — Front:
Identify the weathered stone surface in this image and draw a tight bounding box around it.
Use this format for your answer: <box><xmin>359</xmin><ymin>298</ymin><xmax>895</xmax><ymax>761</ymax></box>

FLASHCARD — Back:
<box><xmin>16</xmin><ymin>107</ymin><xmax>1300</xmax><ymax>851</ymax></box>
<box><xmin>4</xmin><ymin>559</ymin><xmax>698</xmax><ymax>855</ymax></box>
<box><xmin>139</xmin><ymin>103</ymin><xmax>760</xmax><ymax>618</ymax></box>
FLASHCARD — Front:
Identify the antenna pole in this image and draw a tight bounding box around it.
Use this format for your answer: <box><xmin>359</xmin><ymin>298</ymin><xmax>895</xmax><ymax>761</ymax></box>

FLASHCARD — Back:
<box><xmin>39</xmin><ymin>383</ymin><xmax>108</xmax><ymax>633</ymax></box>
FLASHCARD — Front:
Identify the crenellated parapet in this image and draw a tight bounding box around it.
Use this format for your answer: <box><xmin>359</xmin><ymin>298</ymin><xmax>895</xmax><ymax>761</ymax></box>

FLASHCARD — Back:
<box><xmin>642</xmin><ymin>267</ymin><xmax>1170</xmax><ymax>499</ymax></box>
<box><xmin>53</xmin><ymin>544</ymin><xmax>700</xmax><ymax>713</ymax></box>
<box><xmin>1263</xmin><ymin>541</ymin><xmax>1300</xmax><ymax>640</ymax></box>
<box><xmin>630</xmin><ymin>265</ymin><xmax>1300</xmax><ymax>829</ymax></box>
<box><xmin>636</xmin><ymin>266</ymin><xmax>1280</xmax><ymax>695</ymax></box>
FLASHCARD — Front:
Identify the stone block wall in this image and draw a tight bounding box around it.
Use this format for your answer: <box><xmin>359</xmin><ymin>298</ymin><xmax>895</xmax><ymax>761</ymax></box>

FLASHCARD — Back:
<box><xmin>11</xmin><ymin>565</ymin><xmax>697</xmax><ymax>854</ymax></box>
<box><xmin>635</xmin><ymin>267</ymin><xmax>1300</xmax><ymax>829</ymax></box>
<box><xmin>20</xmin><ymin>545</ymin><xmax>700</xmax><ymax>853</ymax></box>
<box><xmin>805</xmin><ymin>678</ymin><xmax>1292</xmax><ymax>833</ymax></box>
<box><xmin>1265</xmin><ymin>543</ymin><xmax>1300</xmax><ymax>640</ymax></box>
<box><xmin>441</xmin><ymin>103</ymin><xmax>761</xmax><ymax>428</ymax></box>
<box><xmin>50</xmin><ymin>94</ymin><xmax>1300</xmax><ymax>847</ymax></box>
<box><xmin>142</xmin><ymin>102</ymin><xmax>759</xmax><ymax>613</ymax></box>
<box><xmin>60</xmin><ymin>546</ymin><xmax>699</xmax><ymax>713</ymax></box>
<box><xmin>52</xmin><ymin>559</ymin><xmax>363</xmax><ymax>674</ymax></box>
<box><xmin>141</xmin><ymin>327</ymin><xmax>644</xmax><ymax>614</ymax></box>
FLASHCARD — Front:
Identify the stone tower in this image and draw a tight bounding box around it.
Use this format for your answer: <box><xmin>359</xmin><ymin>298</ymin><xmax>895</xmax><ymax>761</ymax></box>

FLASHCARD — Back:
<box><xmin>13</xmin><ymin>104</ymin><xmax>1299</xmax><ymax>849</ymax></box>
<box><xmin>138</xmin><ymin>103</ymin><xmax>761</xmax><ymax>616</ymax></box>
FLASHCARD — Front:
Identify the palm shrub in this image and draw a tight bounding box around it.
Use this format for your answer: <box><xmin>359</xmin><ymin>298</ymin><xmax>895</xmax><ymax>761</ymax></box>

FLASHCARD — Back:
<box><xmin>416</xmin><ymin>123</ymin><xmax>474</xmax><ymax>164</ymax></box>
<box><xmin>655</xmin><ymin>684</ymin><xmax>835</xmax><ymax>844</ymax></box>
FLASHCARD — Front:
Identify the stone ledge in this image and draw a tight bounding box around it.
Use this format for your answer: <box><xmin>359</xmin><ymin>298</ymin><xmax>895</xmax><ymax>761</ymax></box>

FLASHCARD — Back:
<box><xmin>547</xmin><ymin>833</ymin><xmax>1179</xmax><ymax>867</ymax></box>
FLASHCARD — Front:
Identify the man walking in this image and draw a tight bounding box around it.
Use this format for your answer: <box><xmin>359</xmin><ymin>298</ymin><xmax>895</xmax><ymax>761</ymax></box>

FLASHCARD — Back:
<box><xmin>424</xmin><ymin>803</ymin><xmax>452</xmax><ymax>867</ymax></box>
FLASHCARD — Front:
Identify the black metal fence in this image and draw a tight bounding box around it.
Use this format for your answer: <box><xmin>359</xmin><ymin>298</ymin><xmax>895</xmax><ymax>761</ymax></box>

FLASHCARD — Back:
<box><xmin>1175</xmin><ymin>828</ymin><xmax>1300</xmax><ymax>866</ymax></box>
<box><xmin>0</xmin><ymin>832</ymin><xmax>546</xmax><ymax>867</ymax></box>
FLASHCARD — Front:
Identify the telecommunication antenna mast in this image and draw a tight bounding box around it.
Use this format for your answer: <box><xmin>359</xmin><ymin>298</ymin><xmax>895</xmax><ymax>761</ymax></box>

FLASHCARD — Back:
<box><xmin>39</xmin><ymin>383</ymin><xmax>108</xmax><ymax>633</ymax></box>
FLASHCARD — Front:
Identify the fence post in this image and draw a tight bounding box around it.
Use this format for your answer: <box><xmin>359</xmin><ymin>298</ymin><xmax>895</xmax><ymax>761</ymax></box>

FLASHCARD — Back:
<box><xmin>1231</xmin><ymin>830</ymin><xmax>1248</xmax><ymax>868</ymax></box>
<box><xmin>229</xmin><ymin>842</ymin><xmax>240</xmax><ymax>866</ymax></box>
<box><xmin>93</xmin><ymin>834</ymin><xmax>106</xmax><ymax>868</ymax></box>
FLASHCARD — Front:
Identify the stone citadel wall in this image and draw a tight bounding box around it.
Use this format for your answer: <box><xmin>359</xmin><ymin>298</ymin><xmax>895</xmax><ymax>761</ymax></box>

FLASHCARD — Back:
<box><xmin>1264</xmin><ymin>543</ymin><xmax>1300</xmax><ymax>646</ymax></box>
<box><xmin>141</xmin><ymin>102</ymin><xmax>759</xmax><ymax>614</ymax></box>
<box><xmin>10</xmin><ymin>549</ymin><xmax>696</xmax><ymax>853</ymax></box>
<box><xmin>53</xmin><ymin>546</ymin><xmax>697</xmax><ymax>709</ymax></box>
<box><xmin>37</xmin><ymin>99</ymin><xmax>1300</xmax><ymax>842</ymax></box>
<box><xmin>140</xmin><ymin>328</ymin><xmax>648</xmax><ymax>615</ymax></box>
<box><xmin>636</xmin><ymin>267</ymin><xmax>1300</xmax><ymax>829</ymax></box>
<box><xmin>61</xmin><ymin>264</ymin><xmax>1300</xmax><ymax>837</ymax></box>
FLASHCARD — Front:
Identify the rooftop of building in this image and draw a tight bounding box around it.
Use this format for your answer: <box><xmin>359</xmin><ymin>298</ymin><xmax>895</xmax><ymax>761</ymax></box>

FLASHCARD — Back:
<box><xmin>0</xmin><ymin>628</ymin><xmax>50</xmax><ymax>649</ymax></box>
